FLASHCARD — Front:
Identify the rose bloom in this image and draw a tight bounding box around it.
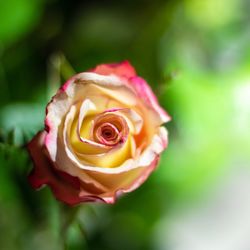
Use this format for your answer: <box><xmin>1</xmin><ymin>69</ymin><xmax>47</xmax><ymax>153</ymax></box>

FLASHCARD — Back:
<box><xmin>28</xmin><ymin>61</ymin><xmax>171</xmax><ymax>205</ymax></box>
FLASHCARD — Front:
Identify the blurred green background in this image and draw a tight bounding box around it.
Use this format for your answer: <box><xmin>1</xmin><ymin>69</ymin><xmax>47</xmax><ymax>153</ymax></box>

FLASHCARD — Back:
<box><xmin>1</xmin><ymin>0</ymin><xmax>250</xmax><ymax>249</ymax></box>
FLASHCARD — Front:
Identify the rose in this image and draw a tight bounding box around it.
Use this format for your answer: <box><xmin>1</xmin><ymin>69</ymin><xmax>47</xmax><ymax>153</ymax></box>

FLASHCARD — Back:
<box><xmin>28</xmin><ymin>61</ymin><xmax>171</xmax><ymax>205</ymax></box>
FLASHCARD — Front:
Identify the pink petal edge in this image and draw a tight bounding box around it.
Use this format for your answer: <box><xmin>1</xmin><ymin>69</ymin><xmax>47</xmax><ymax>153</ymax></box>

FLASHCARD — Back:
<box><xmin>129</xmin><ymin>76</ymin><xmax>171</xmax><ymax>123</ymax></box>
<box><xmin>90</xmin><ymin>60</ymin><xmax>137</xmax><ymax>78</ymax></box>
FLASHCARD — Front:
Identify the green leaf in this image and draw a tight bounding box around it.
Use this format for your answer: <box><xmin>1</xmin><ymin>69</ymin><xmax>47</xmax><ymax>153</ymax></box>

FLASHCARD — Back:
<box><xmin>0</xmin><ymin>103</ymin><xmax>45</xmax><ymax>145</ymax></box>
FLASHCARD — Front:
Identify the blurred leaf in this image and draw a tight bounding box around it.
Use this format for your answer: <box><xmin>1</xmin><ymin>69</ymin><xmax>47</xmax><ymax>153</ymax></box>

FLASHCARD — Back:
<box><xmin>0</xmin><ymin>0</ymin><xmax>44</xmax><ymax>45</ymax></box>
<box><xmin>0</xmin><ymin>144</ymin><xmax>21</xmax><ymax>200</ymax></box>
<box><xmin>0</xmin><ymin>103</ymin><xmax>45</xmax><ymax>144</ymax></box>
<box><xmin>184</xmin><ymin>0</ymin><xmax>243</xmax><ymax>30</ymax></box>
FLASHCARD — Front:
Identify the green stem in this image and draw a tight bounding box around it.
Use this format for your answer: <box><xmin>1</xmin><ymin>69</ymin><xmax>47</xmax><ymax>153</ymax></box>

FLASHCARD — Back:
<box><xmin>60</xmin><ymin>204</ymin><xmax>80</xmax><ymax>249</ymax></box>
<box><xmin>47</xmin><ymin>52</ymin><xmax>76</xmax><ymax>99</ymax></box>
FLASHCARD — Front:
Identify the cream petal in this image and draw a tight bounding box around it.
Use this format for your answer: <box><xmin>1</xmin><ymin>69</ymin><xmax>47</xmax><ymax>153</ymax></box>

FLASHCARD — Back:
<box><xmin>45</xmin><ymin>91</ymin><xmax>72</xmax><ymax>161</ymax></box>
<box><xmin>77</xmin><ymin>99</ymin><xmax>96</xmax><ymax>134</ymax></box>
<box><xmin>98</xmin><ymin>156</ymin><xmax>160</xmax><ymax>204</ymax></box>
<box><xmin>75</xmin><ymin>72</ymin><xmax>125</xmax><ymax>87</ymax></box>
<box><xmin>83</xmin><ymin>166</ymin><xmax>143</xmax><ymax>191</ymax></box>
<box><xmin>64</xmin><ymin>73</ymin><xmax>138</xmax><ymax>107</ymax></box>
<box><xmin>138</xmin><ymin>126</ymin><xmax>168</xmax><ymax>166</ymax></box>
<box><xmin>95</xmin><ymin>122</ymin><xmax>121</xmax><ymax>145</ymax></box>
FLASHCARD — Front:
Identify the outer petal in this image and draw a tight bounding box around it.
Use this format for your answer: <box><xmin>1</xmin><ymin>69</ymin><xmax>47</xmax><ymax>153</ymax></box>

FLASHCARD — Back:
<box><xmin>129</xmin><ymin>76</ymin><xmax>171</xmax><ymax>123</ymax></box>
<box><xmin>27</xmin><ymin>132</ymin><xmax>106</xmax><ymax>205</ymax></box>
<box><xmin>90</xmin><ymin>61</ymin><xmax>136</xmax><ymax>78</ymax></box>
<box><xmin>100</xmin><ymin>156</ymin><xmax>160</xmax><ymax>204</ymax></box>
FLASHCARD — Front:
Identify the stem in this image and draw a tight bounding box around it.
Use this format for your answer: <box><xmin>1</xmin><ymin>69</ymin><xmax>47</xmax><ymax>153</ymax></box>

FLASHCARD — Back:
<box><xmin>60</xmin><ymin>204</ymin><xmax>80</xmax><ymax>249</ymax></box>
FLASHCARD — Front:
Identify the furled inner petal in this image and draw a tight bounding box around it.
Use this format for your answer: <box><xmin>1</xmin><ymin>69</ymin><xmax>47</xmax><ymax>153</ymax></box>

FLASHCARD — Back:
<box><xmin>92</xmin><ymin>113</ymin><xmax>129</xmax><ymax>146</ymax></box>
<box><xmin>95</xmin><ymin>122</ymin><xmax>122</xmax><ymax>146</ymax></box>
<box><xmin>100</xmin><ymin>108</ymin><xmax>143</xmax><ymax>135</ymax></box>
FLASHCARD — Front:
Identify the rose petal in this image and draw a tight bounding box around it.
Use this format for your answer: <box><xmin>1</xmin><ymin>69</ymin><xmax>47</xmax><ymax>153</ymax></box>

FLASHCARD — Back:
<box><xmin>102</xmin><ymin>108</ymin><xmax>143</xmax><ymax>135</ymax></box>
<box><xmin>138</xmin><ymin>126</ymin><xmax>168</xmax><ymax>166</ymax></box>
<box><xmin>28</xmin><ymin>132</ymin><xmax>85</xmax><ymax>205</ymax></box>
<box><xmin>129</xmin><ymin>76</ymin><xmax>171</xmax><ymax>123</ymax></box>
<box><xmin>90</xmin><ymin>61</ymin><xmax>136</xmax><ymax>78</ymax></box>
<box><xmin>99</xmin><ymin>156</ymin><xmax>160</xmax><ymax>204</ymax></box>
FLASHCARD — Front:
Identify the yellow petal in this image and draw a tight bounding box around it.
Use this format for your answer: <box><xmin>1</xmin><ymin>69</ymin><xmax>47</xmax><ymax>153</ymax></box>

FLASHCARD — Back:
<box><xmin>81</xmin><ymin>135</ymin><xmax>133</xmax><ymax>168</ymax></box>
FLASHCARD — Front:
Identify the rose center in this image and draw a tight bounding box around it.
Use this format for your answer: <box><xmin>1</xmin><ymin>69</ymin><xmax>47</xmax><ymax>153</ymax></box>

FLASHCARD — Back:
<box><xmin>98</xmin><ymin>123</ymin><xmax>119</xmax><ymax>141</ymax></box>
<box><xmin>92</xmin><ymin>113</ymin><xmax>128</xmax><ymax>146</ymax></box>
